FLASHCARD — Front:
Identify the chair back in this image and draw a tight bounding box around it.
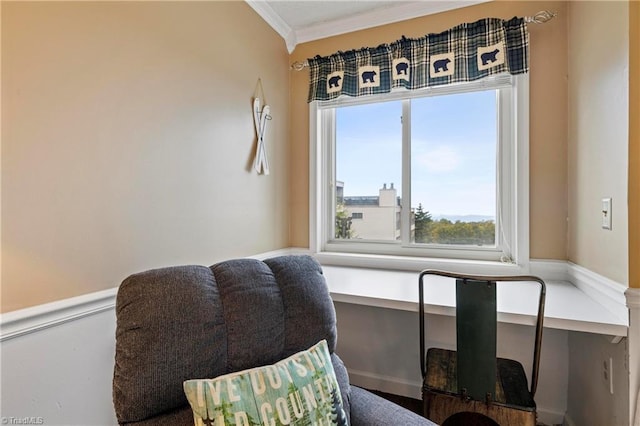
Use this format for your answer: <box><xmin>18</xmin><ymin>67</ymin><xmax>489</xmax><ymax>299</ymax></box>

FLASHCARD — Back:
<box><xmin>113</xmin><ymin>255</ymin><xmax>339</xmax><ymax>424</ymax></box>
<box><xmin>456</xmin><ymin>278</ymin><xmax>497</xmax><ymax>401</ymax></box>
<box><xmin>419</xmin><ymin>270</ymin><xmax>546</xmax><ymax>400</ymax></box>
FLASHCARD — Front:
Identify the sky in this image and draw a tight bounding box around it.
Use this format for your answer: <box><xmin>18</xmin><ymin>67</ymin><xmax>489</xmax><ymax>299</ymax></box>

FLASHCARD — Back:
<box><xmin>335</xmin><ymin>89</ymin><xmax>497</xmax><ymax>218</ymax></box>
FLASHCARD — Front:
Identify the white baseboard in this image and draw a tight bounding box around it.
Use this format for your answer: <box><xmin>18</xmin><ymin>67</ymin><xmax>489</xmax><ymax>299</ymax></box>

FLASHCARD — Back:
<box><xmin>626</xmin><ymin>287</ymin><xmax>640</xmax><ymax>309</ymax></box>
<box><xmin>529</xmin><ymin>259</ymin><xmax>571</xmax><ymax>281</ymax></box>
<box><xmin>347</xmin><ymin>368</ymin><xmax>423</xmax><ymax>399</ymax></box>
<box><xmin>530</xmin><ymin>259</ymin><xmax>629</xmax><ymax>326</ymax></box>
<box><xmin>567</xmin><ymin>262</ymin><xmax>629</xmax><ymax>324</ymax></box>
<box><xmin>564</xmin><ymin>413</ymin><xmax>577</xmax><ymax>426</ymax></box>
<box><xmin>537</xmin><ymin>407</ymin><xmax>567</xmax><ymax>426</ymax></box>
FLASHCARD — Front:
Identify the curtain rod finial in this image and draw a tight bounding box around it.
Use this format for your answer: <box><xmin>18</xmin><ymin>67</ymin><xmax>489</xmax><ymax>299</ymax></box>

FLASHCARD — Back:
<box><xmin>290</xmin><ymin>61</ymin><xmax>309</xmax><ymax>71</ymax></box>
<box><xmin>526</xmin><ymin>10</ymin><xmax>557</xmax><ymax>24</ymax></box>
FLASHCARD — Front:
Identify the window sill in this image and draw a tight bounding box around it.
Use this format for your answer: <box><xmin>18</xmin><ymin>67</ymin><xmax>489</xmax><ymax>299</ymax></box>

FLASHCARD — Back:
<box><xmin>315</xmin><ymin>251</ymin><xmax>527</xmax><ymax>276</ymax></box>
<box><xmin>258</xmin><ymin>248</ymin><xmax>628</xmax><ymax>338</ymax></box>
<box><xmin>320</xmin><ymin>263</ymin><xmax>628</xmax><ymax>338</ymax></box>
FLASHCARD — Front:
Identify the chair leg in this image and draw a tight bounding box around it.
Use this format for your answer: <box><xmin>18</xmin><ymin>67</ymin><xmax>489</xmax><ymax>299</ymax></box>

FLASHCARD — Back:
<box><xmin>422</xmin><ymin>390</ymin><xmax>433</xmax><ymax>418</ymax></box>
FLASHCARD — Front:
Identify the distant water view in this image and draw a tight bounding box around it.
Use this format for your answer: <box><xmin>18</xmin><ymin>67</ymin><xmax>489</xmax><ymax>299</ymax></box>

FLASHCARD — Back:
<box><xmin>432</xmin><ymin>214</ymin><xmax>495</xmax><ymax>223</ymax></box>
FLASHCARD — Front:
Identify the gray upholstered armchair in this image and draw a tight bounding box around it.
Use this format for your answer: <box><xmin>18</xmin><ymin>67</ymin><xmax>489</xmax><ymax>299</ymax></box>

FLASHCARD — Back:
<box><xmin>113</xmin><ymin>254</ymin><xmax>436</xmax><ymax>425</ymax></box>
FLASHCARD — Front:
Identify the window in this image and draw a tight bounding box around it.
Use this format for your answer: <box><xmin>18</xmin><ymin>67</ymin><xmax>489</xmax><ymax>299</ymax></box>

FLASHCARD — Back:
<box><xmin>310</xmin><ymin>75</ymin><xmax>529</xmax><ymax>266</ymax></box>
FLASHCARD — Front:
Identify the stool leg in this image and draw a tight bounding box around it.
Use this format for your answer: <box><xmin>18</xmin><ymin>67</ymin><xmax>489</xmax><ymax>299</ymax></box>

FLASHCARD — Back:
<box><xmin>422</xmin><ymin>390</ymin><xmax>433</xmax><ymax>418</ymax></box>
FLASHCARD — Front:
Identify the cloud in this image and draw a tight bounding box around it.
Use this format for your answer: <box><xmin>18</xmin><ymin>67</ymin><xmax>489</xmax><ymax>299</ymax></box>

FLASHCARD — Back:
<box><xmin>415</xmin><ymin>145</ymin><xmax>461</xmax><ymax>173</ymax></box>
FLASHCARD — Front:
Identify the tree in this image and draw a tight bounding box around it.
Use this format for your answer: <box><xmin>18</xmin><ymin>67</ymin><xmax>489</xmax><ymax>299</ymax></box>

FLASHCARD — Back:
<box><xmin>413</xmin><ymin>204</ymin><xmax>495</xmax><ymax>245</ymax></box>
<box><xmin>414</xmin><ymin>203</ymin><xmax>433</xmax><ymax>243</ymax></box>
<box><xmin>335</xmin><ymin>203</ymin><xmax>354</xmax><ymax>239</ymax></box>
<box><xmin>427</xmin><ymin>219</ymin><xmax>495</xmax><ymax>245</ymax></box>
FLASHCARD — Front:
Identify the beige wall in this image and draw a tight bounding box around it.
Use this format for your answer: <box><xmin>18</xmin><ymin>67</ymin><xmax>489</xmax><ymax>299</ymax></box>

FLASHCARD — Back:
<box><xmin>567</xmin><ymin>1</ymin><xmax>629</xmax><ymax>285</ymax></box>
<box><xmin>2</xmin><ymin>0</ymin><xmax>634</xmax><ymax>311</ymax></box>
<box><xmin>289</xmin><ymin>1</ymin><xmax>569</xmax><ymax>261</ymax></box>
<box><xmin>630</xmin><ymin>0</ymin><xmax>639</xmax><ymax>289</ymax></box>
<box><xmin>1</xmin><ymin>1</ymin><xmax>290</xmax><ymax>312</ymax></box>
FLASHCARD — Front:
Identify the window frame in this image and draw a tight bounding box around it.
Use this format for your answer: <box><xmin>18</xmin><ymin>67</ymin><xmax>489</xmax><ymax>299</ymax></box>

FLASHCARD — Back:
<box><xmin>309</xmin><ymin>74</ymin><xmax>530</xmax><ymax>273</ymax></box>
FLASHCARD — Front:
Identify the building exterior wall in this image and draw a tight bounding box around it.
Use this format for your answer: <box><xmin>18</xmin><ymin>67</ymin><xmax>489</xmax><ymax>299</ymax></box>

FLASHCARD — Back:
<box><xmin>344</xmin><ymin>184</ymin><xmax>400</xmax><ymax>240</ymax></box>
<box><xmin>346</xmin><ymin>205</ymin><xmax>400</xmax><ymax>241</ymax></box>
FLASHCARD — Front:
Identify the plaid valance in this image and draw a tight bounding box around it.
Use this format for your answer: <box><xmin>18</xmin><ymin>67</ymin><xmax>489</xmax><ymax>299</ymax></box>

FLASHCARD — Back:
<box><xmin>307</xmin><ymin>17</ymin><xmax>529</xmax><ymax>102</ymax></box>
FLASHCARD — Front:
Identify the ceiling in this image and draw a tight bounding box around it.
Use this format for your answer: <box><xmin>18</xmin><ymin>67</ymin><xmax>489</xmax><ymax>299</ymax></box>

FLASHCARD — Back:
<box><xmin>246</xmin><ymin>0</ymin><xmax>490</xmax><ymax>53</ymax></box>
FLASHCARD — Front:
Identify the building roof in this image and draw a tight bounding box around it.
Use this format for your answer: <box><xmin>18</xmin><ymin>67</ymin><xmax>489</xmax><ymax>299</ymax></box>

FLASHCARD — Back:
<box><xmin>344</xmin><ymin>196</ymin><xmax>379</xmax><ymax>206</ymax></box>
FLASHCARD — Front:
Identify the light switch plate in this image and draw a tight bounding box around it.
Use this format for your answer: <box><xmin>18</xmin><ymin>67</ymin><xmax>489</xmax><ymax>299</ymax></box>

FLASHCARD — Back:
<box><xmin>602</xmin><ymin>198</ymin><xmax>612</xmax><ymax>230</ymax></box>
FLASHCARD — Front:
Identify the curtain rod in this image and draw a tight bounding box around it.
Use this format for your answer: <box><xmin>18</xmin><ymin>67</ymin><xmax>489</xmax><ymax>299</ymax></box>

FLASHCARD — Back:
<box><xmin>290</xmin><ymin>10</ymin><xmax>557</xmax><ymax>71</ymax></box>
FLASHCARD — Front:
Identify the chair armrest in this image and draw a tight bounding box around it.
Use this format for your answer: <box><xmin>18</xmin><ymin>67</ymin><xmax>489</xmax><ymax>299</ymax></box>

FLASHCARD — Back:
<box><xmin>349</xmin><ymin>386</ymin><xmax>438</xmax><ymax>426</ymax></box>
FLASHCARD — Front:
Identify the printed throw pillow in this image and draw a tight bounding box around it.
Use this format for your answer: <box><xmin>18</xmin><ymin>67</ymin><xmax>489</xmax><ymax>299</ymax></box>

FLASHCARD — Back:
<box><xmin>183</xmin><ymin>339</ymin><xmax>348</xmax><ymax>426</ymax></box>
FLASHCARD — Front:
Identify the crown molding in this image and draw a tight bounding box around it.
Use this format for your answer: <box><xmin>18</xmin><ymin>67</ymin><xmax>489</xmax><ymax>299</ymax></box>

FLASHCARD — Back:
<box><xmin>245</xmin><ymin>0</ymin><xmax>297</xmax><ymax>53</ymax></box>
<box><xmin>295</xmin><ymin>0</ymin><xmax>490</xmax><ymax>47</ymax></box>
<box><xmin>247</xmin><ymin>0</ymin><xmax>490</xmax><ymax>53</ymax></box>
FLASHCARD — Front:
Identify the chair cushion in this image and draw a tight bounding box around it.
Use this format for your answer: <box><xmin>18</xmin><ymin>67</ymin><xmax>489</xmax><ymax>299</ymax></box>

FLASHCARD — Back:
<box><xmin>423</xmin><ymin>347</ymin><xmax>535</xmax><ymax>409</ymax></box>
<box><xmin>113</xmin><ymin>255</ymin><xmax>339</xmax><ymax>424</ymax></box>
<box><xmin>183</xmin><ymin>340</ymin><xmax>348</xmax><ymax>425</ymax></box>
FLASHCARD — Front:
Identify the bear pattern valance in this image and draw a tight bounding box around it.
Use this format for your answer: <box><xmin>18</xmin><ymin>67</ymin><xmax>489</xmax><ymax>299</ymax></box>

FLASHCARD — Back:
<box><xmin>307</xmin><ymin>17</ymin><xmax>529</xmax><ymax>102</ymax></box>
